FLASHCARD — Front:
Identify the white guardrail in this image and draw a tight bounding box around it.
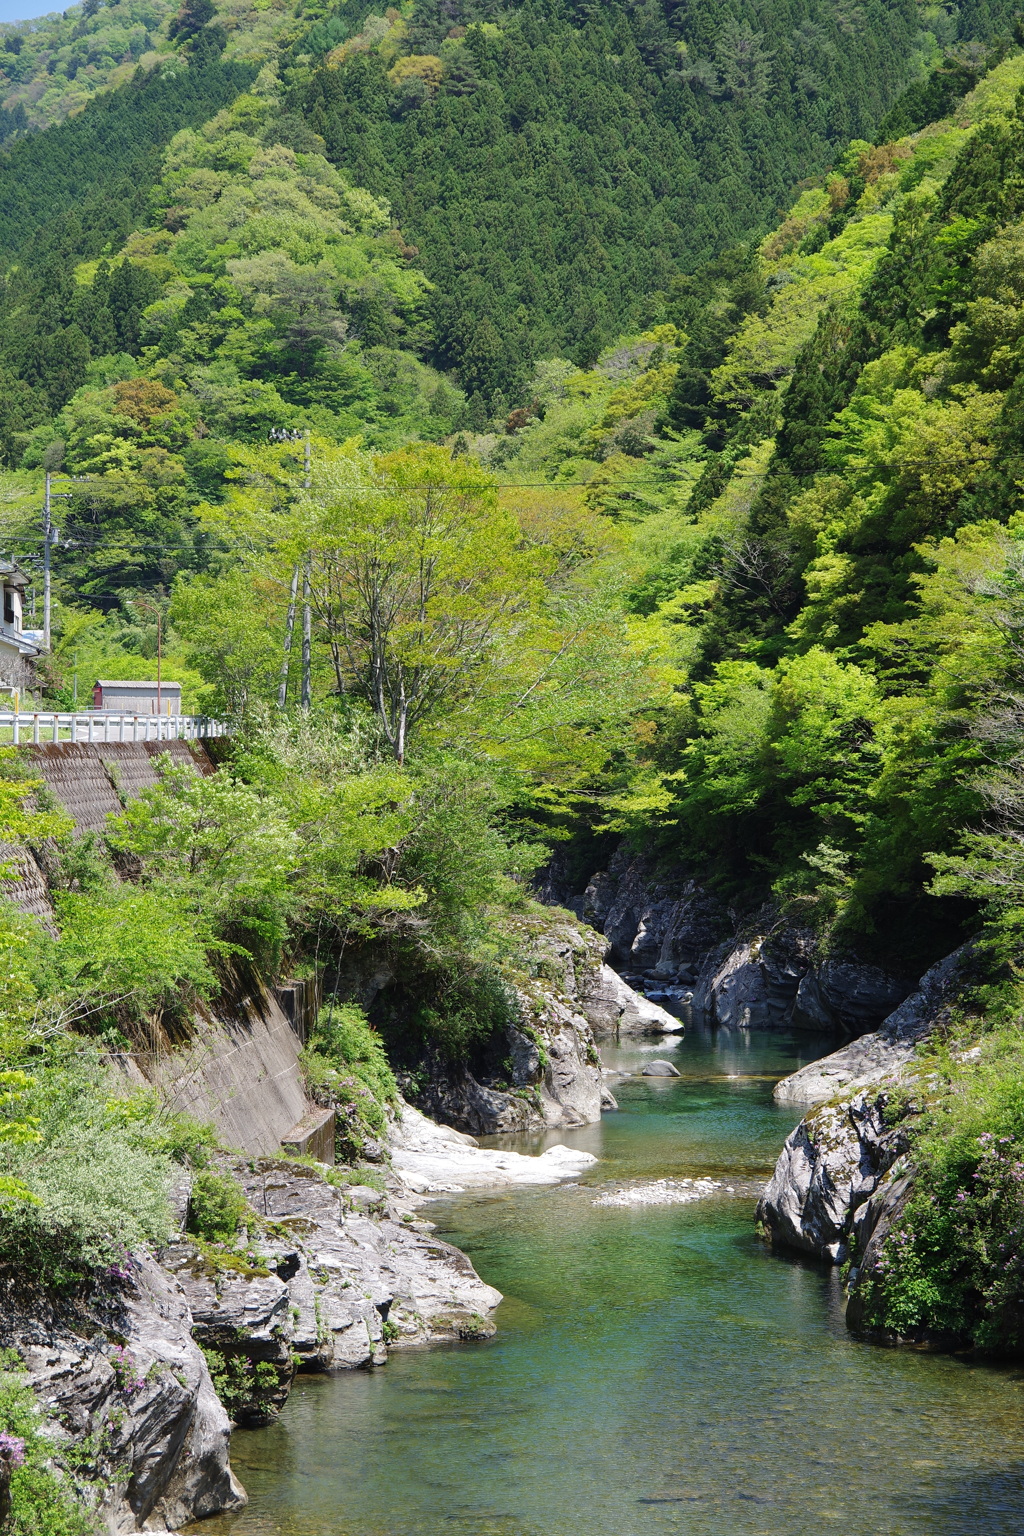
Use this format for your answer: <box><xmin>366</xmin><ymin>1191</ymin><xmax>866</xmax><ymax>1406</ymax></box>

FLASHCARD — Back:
<box><xmin>0</xmin><ymin>712</ymin><xmax>229</xmax><ymax>745</ymax></box>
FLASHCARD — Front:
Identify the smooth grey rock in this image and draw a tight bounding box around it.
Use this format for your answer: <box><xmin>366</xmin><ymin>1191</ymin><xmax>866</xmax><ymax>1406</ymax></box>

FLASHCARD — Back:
<box><xmin>579</xmin><ymin>963</ymin><xmax>681</xmax><ymax>1036</ymax></box>
<box><xmin>600</xmin><ymin>1085</ymin><xmax>619</xmax><ymax>1110</ymax></box>
<box><xmin>756</xmin><ymin>1089</ymin><xmax>908</xmax><ymax>1261</ymax></box>
<box><xmin>774</xmin><ymin>949</ymin><xmax>966</xmax><ymax>1105</ymax></box>
<box><xmin>758</xmin><ymin>948</ymin><xmax>967</xmax><ymax>1264</ymax></box>
<box><xmin>641</xmin><ymin>1060</ymin><xmax>681</xmax><ymax>1077</ymax></box>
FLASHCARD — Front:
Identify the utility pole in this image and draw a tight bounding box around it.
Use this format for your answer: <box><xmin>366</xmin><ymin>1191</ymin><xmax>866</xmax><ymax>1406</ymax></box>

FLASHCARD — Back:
<box><xmin>156</xmin><ymin>605</ymin><xmax>162</xmax><ymax>716</ymax></box>
<box><xmin>278</xmin><ymin>566</ymin><xmax>298</xmax><ymax>709</ymax></box>
<box><xmin>270</xmin><ymin>428</ymin><xmax>312</xmax><ymax>711</ymax></box>
<box><xmin>301</xmin><ymin>429</ymin><xmax>312</xmax><ymax>712</ymax></box>
<box><xmin>42</xmin><ymin>472</ymin><xmax>52</xmax><ymax>651</ymax></box>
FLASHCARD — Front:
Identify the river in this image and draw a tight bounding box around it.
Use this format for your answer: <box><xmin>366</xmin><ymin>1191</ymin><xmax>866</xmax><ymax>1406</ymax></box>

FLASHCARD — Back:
<box><xmin>200</xmin><ymin>1026</ymin><xmax>1024</xmax><ymax>1536</ymax></box>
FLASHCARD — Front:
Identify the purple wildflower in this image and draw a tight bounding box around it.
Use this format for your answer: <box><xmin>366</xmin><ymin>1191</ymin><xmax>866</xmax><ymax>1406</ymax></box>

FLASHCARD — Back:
<box><xmin>0</xmin><ymin>1433</ymin><xmax>26</xmax><ymax>1467</ymax></box>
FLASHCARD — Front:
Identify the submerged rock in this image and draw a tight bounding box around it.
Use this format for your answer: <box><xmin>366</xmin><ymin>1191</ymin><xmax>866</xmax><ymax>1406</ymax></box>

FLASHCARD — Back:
<box><xmin>592</xmin><ymin>1177</ymin><xmax>729</xmax><ymax>1207</ymax></box>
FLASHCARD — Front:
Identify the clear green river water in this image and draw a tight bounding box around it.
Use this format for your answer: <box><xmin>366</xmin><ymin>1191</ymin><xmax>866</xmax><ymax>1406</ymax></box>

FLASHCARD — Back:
<box><xmin>199</xmin><ymin>1027</ymin><xmax>1024</xmax><ymax>1536</ymax></box>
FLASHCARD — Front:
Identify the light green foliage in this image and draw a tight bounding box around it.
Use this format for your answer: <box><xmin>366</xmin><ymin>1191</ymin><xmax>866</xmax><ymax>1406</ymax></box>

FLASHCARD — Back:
<box><xmin>187</xmin><ymin>1168</ymin><xmax>248</xmax><ymax>1241</ymax></box>
<box><xmin>54</xmin><ymin>884</ymin><xmax>221</xmax><ymax>1022</ymax></box>
<box><xmin>395</xmin><ymin>755</ymin><xmax>547</xmax><ymax>949</ymax></box>
<box><xmin>301</xmin><ymin>1001</ymin><xmax>397</xmax><ymax>1141</ymax></box>
<box><xmin>168</xmin><ymin>567</ymin><xmax>293</xmax><ymax>716</ymax></box>
<box><xmin>106</xmin><ymin>755</ymin><xmax>300</xmax><ymax>963</ymax></box>
<box><xmin>0</xmin><ymin>1354</ymin><xmax>96</xmax><ymax>1535</ymax></box>
<box><xmin>0</xmin><ymin>1046</ymin><xmax>173</xmax><ymax>1286</ymax></box>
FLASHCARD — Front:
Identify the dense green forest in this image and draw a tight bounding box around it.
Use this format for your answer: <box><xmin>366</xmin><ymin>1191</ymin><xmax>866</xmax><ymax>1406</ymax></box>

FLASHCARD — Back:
<box><xmin>6</xmin><ymin>0</ymin><xmax>1024</xmax><ymax>1401</ymax></box>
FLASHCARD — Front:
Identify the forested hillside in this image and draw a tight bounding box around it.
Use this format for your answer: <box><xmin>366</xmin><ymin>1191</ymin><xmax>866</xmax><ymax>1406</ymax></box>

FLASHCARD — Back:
<box><xmin>302</xmin><ymin>0</ymin><xmax>925</xmax><ymax>398</ymax></box>
<box><xmin>5</xmin><ymin>0</ymin><xmax>1024</xmax><ymax>1417</ymax></box>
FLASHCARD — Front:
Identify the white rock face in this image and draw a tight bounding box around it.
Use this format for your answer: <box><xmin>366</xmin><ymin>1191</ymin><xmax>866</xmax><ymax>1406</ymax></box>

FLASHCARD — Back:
<box><xmin>580</xmin><ymin>963</ymin><xmax>681</xmax><ymax>1036</ymax></box>
<box><xmin>388</xmin><ymin>1101</ymin><xmax>597</xmax><ymax>1193</ymax></box>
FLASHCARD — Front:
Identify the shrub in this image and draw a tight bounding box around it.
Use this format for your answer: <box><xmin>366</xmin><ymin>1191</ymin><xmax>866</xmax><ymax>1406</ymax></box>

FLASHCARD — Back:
<box><xmin>860</xmin><ymin>1028</ymin><xmax>1024</xmax><ymax>1349</ymax></box>
<box><xmin>301</xmin><ymin>1002</ymin><xmax>398</xmax><ymax>1148</ymax></box>
<box><xmin>0</xmin><ymin>1048</ymin><xmax>173</xmax><ymax>1289</ymax></box>
<box><xmin>0</xmin><ymin>1354</ymin><xmax>95</xmax><ymax>1535</ymax></box>
<box><xmin>199</xmin><ymin>1346</ymin><xmax>288</xmax><ymax>1425</ymax></box>
<box><xmin>412</xmin><ymin>964</ymin><xmax>522</xmax><ymax>1064</ymax></box>
<box><xmin>186</xmin><ymin>1171</ymin><xmax>248</xmax><ymax>1243</ymax></box>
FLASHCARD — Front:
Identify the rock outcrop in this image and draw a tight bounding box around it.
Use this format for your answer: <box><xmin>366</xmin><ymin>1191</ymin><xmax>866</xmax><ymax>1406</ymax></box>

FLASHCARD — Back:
<box><xmin>757</xmin><ymin>1087</ymin><xmax>910</xmax><ymax>1262</ymax></box>
<box><xmin>388</xmin><ymin>1100</ymin><xmax>597</xmax><ymax>1192</ymax></box>
<box><xmin>166</xmin><ymin>1155</ymin><xmax>503</xmax><ymax>1398</ymax></box>
<box><xmin>757</xmin><ymin>949</ymin><xmax>964</xmax><ymax>1264</ymax></box>
<box><xmin>771</xmin><ymin>948</ymin><xmax>965</xmax><ymax>1105</ymax></box>
<box><xmin>548</xmin><ymin>845</ymin><xmax>913</xmax><ymax>1035</ymax></box>
<box><xmin>399</xmin><ymin>914</ymin><xmax>670</xmax><ymax>1135</ymax></box>
<box><xmin>4</xmin><ymin>1112</ymin><xmax>525</xmax><ymax>1531</ymax></box>
<box><xmin>0</xmin><ymin>1251</ymin><xmax>245</xmax><ymax>1534</ymax></box>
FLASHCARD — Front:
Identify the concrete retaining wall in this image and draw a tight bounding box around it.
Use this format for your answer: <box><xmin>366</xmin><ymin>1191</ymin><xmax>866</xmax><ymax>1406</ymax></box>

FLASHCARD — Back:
<box><xmin>8</xmin><ymin>741</ymin><xmax>320</xmax><ymax>1158</ymax></box>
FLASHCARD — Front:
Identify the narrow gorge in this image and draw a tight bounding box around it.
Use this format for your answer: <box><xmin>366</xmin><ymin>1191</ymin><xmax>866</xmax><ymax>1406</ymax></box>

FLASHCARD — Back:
<box><xmin>4</xmin><ymin>1</ymin><xmax>1024</xmax><ymax>1531</ymax></box>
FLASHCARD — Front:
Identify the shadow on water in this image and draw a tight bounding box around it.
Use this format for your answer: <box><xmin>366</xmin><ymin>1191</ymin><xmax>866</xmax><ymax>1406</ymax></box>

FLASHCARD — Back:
<box><xmin>895</xmin><ymin>1462</ymin><xmax>1024</xmax><ymax>1535</ymax></box>
<box><xmin>194</xmin><ymin>1026</ymin><xmax>1024</xmax><ymax>1536</ymax></box>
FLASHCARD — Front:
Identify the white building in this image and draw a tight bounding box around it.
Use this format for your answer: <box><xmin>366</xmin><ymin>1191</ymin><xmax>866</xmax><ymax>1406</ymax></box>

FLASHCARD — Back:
<box><xmin>0</xmin><ymin>561</ymin><xmax>41</xmax><ymax>694</ymax></box>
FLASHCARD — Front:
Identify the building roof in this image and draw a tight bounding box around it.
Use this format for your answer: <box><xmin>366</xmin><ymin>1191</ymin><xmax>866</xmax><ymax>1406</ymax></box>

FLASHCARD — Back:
<box><xmin>96</xmin><ymin>679</ymin><xmax>182</xmax><ymax>690</ymax></box>
<box><xmin>0</xmin><ymin>561</ymin><xmax>30</xmax><ymax>591</ymax></box>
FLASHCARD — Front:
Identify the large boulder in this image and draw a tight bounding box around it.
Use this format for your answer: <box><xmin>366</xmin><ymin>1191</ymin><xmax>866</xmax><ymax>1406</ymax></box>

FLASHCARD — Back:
<box><xmin>756</xmin><ymin>1088</ymin><xmax>909</xmax><ymax>1262</ymax></box>
<box><xmin>579</xmin><ymin>963</ymin><xmax>680</xmax><ymax>1036</ymax></box>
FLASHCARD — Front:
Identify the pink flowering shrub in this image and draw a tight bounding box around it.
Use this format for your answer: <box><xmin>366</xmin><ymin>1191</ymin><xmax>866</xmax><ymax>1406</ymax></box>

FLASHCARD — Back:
<box><xmin>861</xmin><ymin>1119</ymin><xmax>1024</xmax><ymax>1348</ymax></box>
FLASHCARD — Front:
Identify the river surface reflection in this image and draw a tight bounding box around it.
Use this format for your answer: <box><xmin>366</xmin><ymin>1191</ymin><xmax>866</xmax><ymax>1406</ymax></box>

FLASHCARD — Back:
<box><xmin>196</xmin><ymin>1026</ymin><xmax>1024</xmax><ymax>1536</ymax></box>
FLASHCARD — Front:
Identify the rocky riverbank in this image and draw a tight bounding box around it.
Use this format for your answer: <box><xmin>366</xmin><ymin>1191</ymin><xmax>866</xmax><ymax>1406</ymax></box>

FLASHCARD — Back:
<box><xmin>542</xmin><ymin>845</ymin><xmax>913</xmax><ymax>1035</ymax></box>
<box><xmin>0</xmin><ymin>1091</ymin><xmax>602</xmax><ymax>1535</ymax></box>
<box><xmin>380</xmin><ymin>913</ymin><xmax>679</xmax><ymax>1138</ymax></box>
<box><xmin>756</xmin><ymin>949</ymin><xmax>965</xmax><ymax>1270</ymax></box>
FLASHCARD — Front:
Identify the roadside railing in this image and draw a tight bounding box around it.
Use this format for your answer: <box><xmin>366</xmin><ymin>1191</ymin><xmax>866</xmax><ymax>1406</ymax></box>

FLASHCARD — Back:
<box><xmin>0</xmin><ymin>712</ymin><xmax>230</xmax><ymax>745</ymax></box>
